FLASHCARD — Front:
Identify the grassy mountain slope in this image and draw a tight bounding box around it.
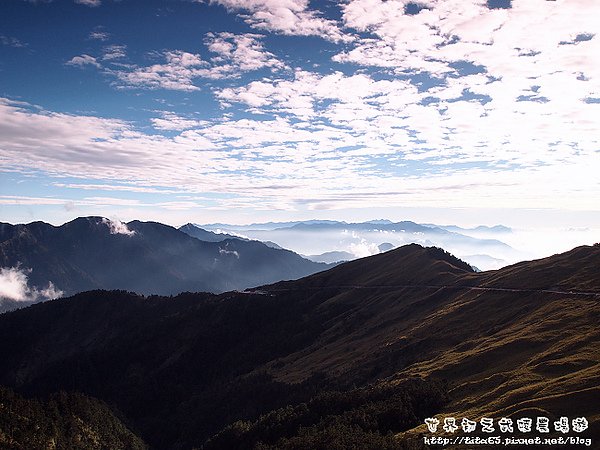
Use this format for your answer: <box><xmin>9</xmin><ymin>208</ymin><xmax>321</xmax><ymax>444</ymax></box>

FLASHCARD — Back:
<box><xmin>0</xmin><ymin>244</ymin><xmax>597</xmax><ymax>448</ymax></box>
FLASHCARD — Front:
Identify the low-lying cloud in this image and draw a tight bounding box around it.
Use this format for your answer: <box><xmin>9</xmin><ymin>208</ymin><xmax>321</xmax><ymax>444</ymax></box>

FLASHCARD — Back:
<box><xmin>0</xmin><ymin>266</ymin><xmax>63</xmax><ymax>302</ymax></box>
<box><xmin>102</xmin><ymin>217</ymin><xmax>136</xmax><ymax>236</ymax></box>
<box><xmin>219</xmin><ymin>247</ymin><xmax>240</xmax><ymax>258</ymax></box>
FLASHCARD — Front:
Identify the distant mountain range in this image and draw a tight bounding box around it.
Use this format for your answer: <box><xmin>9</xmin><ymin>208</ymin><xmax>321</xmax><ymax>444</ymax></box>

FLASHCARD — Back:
<box><xmin>433</xmin><ymin>224</ymin><xmax>513</xmax><ymax>234</ymax></box>
<box><xmin>0</xmin><ymin>217</ymin><xmax>329</xmax><ymax>308</ymax></box>
<box><xmin>306</xmin><ymin>250</ymin><xmax>356</xmax><ymax>264</ymax></box>
<box><xmin>0</xmin><ymin>217</ymin><xmax>530</xmax><ymax>314</ymax></box>
<box><xmin>0</xmin><ymin>243</ymin><xmax>598</xmax><ymax>448</ymax></box>
<box><xmin>197</xmin><ymin>219</ymin><xmax>518</xmax><ymax>269</ymax></box>
<box><xmin>178</xmin><ymin>223</ymin><xmax>244</xmax><ymax>242</ymax></box>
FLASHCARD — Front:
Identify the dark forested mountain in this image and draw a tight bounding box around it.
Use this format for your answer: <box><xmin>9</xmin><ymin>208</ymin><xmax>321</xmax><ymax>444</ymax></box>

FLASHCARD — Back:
<box><xmin>0</xmin><ymin>243</ymin><xmax>598</xmax><ymax>449</ymax></box>
<box><xmin>0</xmin><ymin>386</ymin><xmax>145</xmax><ymax>449</ymax></box>
<box><xmin>0</xmin><ymin>217</ymin><xmax>328</xmax><ymax>300</ymax></box>
<box><xmin>0</xmin><ymin>298</ymin><xmax>36</xmax><ymax>315</ymax></box>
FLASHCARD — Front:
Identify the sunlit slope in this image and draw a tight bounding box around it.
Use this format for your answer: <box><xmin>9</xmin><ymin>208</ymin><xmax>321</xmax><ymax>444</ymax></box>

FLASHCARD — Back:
<box><xmin>259</xmin><ymin>245</ymin><xmax>600</xmax><ymax>439</ymax></box>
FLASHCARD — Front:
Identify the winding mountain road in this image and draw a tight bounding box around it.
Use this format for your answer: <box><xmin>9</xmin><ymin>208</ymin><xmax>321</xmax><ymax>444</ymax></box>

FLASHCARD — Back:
<box><xmin>247</xmin><ymin>284</ymin><xmax>600</xmax><ymax>298</ymax></box>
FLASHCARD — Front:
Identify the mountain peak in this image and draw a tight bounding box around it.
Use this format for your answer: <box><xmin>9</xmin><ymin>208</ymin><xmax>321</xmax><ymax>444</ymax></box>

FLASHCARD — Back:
<box><xmin>61</xmin><ymin>216</ymin><xmax>137</xmax><ymax>237</ymax></box>
<box><xmin>268</xmin><ymin>243</ymin><xmax>474</xmax><ymax>291</ymax></box>
<box><xmin>179</xmin><ymin>223</ymin><xmax>246</xmax><ymax>242</ymax></box>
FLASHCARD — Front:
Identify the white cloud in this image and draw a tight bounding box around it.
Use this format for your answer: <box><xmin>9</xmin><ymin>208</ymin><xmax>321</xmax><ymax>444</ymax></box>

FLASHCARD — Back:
<box><xmin>348</xmin><ymin>238</ymin><xmax>380</xmax><ymax>258</ymax></box>
<box><xmin>209</xmin><ymin>3</ymin><xmax>599</xmax><ymax>200</ymax></box>
<box><xmin>38</xmin><ymin>282</ymin><xmax>64</xmax><ymax>300</ymax></box>
<box><xmin>112</xmin><ymin>33</ymin><xmax>284</xmax><ymax>91</ymax></box>
<box><xmin>0</xmin><ymin>267</ymin><xmax>32</xmax><ymax>301</ymax></box>
<box><xmin>66</xmin><ymin>54</ymin><xmax>101</xmax><ymax>68</ymax></box>
<box><xmin>0</xmin><ymin>267</ymin><xmax>63</xmax><ymax>302</ymax></box>
<box><xmin>1</xmin><ymin>91</ymin><xmax>599</xmax><ymax>217</ymax></box>
<box><xmin>205</xmin><ymin>32</ymin><xmax>285</xmax><ymax>73</ymax></box>
<box><xmin>217</xmin><ymin>69</ymin><xmax>421</xmax><ymax>122</ymax></box>
<box><xmin>113</xmin><ymin>50</ymin><xmax>207</xmax><ymax>91</ymax></box>
<box><xmin>335</xmin><ymin>0</ymin><xmax>600</xmax><ymax>143</ymax></box>
<box><xmin>219</xmin><ymin>247</ymin><xmax>240</xmax><ymax>258</ymax></box>
<box><xmin>102</xmin><ymin>217</ymin><xmax>136</xmax><ymax>236</ymax></box>
<box><xmin>75</xmin><ymin>0</ymin><xmax>101</xmax><ymax>6</ymax></box>
<box><xmin>209</xmin><ymin>0</ymin><xmax>350</xmax><ymax>42</ymax></box>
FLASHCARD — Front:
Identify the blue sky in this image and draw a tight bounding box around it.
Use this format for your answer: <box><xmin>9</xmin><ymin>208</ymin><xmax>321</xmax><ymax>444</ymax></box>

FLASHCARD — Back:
<box><xmin>1</xmin><ymin>0</ymin><xmax>599</xmax><ymax>229</ymax></box>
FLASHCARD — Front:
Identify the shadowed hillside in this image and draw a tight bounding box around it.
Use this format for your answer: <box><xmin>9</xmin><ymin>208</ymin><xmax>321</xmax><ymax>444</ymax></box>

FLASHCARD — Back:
<box><xmin>0</xmin><ymin>244</ymin><xmax>598</xmax><ymax>448</ymax></box>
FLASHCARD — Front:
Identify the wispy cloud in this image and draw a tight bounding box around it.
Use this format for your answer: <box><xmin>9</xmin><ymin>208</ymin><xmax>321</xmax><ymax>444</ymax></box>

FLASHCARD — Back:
<box><xmin>0</xmin><ymin>195</ymin><xmax>204</xmax><ymax>213</ymax></box>
<box><xmin>53</xmin><ymin>182</ymin><xmax>184</xmax><ymax>194</ymax></box>
<box><xmin>150</xmin><ymin>112</ymin><xmax>208</xmax><ymax>131</ymax></box>
<box><xmin>0</xmin><ymin>195</ymin><xmax>72</xmax><ymax>206</ymax></box>
<box><xmin>0</xmin><ymin>35</ymin><xmax>26</xmax><ymax>48</ymax></box>
<box><xmin>102</xmin><ymin>44</ymin><xmax>127</xmax><ymax>61</ymax></box>
<box><xmin>89</xmin><ymin>30</ymin><xmax>110</xmax><ymax>41</ymax></box>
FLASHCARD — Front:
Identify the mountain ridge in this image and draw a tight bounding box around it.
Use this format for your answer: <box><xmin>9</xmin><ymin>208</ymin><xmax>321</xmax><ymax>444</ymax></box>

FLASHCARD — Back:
<box><xmin>0</xmin><ymin>217</ymin><xmax>329</xmax><ymax>303</ymax></box>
